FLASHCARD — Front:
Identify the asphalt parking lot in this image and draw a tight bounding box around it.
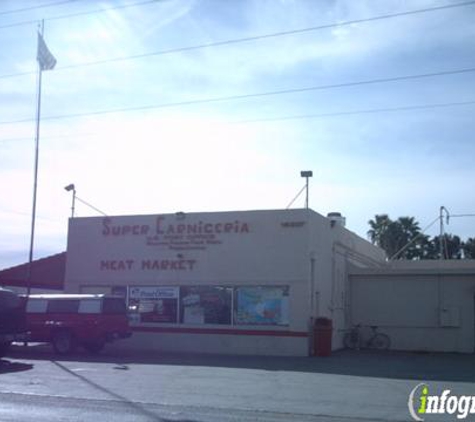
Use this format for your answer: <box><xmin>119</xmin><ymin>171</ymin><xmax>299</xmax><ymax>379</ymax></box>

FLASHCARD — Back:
<box><xmin>1</xmin><ymin>345</ymin><xmax>474</xmax><ymax>421</ymax></box>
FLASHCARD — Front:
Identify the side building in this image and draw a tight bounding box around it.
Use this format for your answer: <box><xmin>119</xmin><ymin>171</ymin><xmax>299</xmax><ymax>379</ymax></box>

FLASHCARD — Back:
<box><xmin>64</xmin><ymin>208</ymin><xmax>386</xmax><ymax>356</ymax></box>
<box><xmin>349</xmin><ymin>260</ymin><xmax>475</xmax><ymax>353</ymax></box>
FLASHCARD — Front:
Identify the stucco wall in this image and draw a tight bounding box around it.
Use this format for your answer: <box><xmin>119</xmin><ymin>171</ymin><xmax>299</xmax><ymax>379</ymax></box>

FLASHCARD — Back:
<box><xmin>306</xmin><ymin>214</ymin><xmax>385</xmax><ymax>349</ymax></box>
<box><xmin>65</xmin><ymin>209</ymin><xmax>310</xmax><ymax>286</ymax></box>
<box><xmin>65</xmin><ymin>209</ymin><xmax>318</xmax><ymax>355</ymax></box>
<box><xmin>350</xmin><ymin>273</ymin><xmax>475</xmax><ymax>353</ymax></box>
<box><xmin>64</xmin><ymin>208</ymin><xmax>385</xmax><ymax>356</ymax></box>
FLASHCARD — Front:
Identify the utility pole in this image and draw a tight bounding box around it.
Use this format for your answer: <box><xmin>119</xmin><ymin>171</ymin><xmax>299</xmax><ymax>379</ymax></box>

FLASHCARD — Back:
<box><xmin>300</xmin><ymin>171</ymin><xmax>313</xmax><ymax>209</ymax></box>
<box><xmin>439</xmin><ymin>206</ymin><xmax>449</xmax><ymax>259</ymax></box>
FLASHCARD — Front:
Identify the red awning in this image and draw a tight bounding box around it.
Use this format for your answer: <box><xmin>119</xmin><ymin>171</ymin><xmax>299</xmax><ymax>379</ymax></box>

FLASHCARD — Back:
<box><xmin>0</xmin><ymin>252</ymin><xmax>65</xmax><ymax>290</ymax></box>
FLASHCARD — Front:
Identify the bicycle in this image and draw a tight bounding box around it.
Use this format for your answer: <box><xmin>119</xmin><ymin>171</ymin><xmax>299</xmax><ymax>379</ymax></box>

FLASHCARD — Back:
<box><xmin>343</xmin><ymin>324</ymin><xmax>391</xmax><ymax>350</ymax></box>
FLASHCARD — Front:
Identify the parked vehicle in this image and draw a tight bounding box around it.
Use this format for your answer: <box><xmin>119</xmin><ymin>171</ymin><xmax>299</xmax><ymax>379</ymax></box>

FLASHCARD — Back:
<box><xmin>25</xmin><ymin>294</ymin><xmax>132</xmax><ymax>354</ymax></box>
<box><xmin>0</xmin><ymin>288</ymin><xmax>28</xmax><ymax>357</ymax></box>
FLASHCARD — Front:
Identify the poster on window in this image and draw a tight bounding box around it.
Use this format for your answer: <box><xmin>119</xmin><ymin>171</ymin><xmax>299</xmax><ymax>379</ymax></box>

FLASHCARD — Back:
<box><xmin>180</xmin><ymin>286</ymin><xmax>232</xmax><ymax>325</ymax></box>
<box><xmin>234</xmin><ymin>286</ymin><xmax>289</xmax><ymax>326</ymax></box>
<box><xmin>128</xmin><ymin>286</ymin><xmax>178</xmax><ymax>323</ymax></box>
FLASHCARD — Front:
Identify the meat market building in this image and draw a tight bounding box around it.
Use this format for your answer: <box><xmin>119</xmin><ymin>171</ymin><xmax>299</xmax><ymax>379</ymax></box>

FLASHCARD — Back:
<box><xmin>64</xmin><ymin>208</ymin><xmax>385</xmax><ymax>356</ymax></box>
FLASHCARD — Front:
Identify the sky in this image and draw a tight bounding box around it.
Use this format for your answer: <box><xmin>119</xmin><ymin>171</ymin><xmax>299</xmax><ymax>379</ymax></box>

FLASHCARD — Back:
<box><xmin>0</xmin><ymin>0</ymin><xmax>474</xmax><ymax>270</ymax></box>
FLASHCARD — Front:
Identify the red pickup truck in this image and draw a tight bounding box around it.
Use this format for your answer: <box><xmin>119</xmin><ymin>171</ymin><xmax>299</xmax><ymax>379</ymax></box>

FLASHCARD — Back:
<box><xmin>25</xmin><ymin>294</ymin><xmax>132</xmax><ymax>354</ymax></box>
<box><xmin>0</xmin><ymin>288</ymin><xmax>28</xmax><ymax>357</ymax></box>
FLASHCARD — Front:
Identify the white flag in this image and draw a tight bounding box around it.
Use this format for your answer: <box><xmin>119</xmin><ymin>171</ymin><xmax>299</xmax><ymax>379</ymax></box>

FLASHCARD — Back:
<box><xmin>37</xmin><ymin>33</ymin><xmax>56</xmax><ymax>71</ymax></box>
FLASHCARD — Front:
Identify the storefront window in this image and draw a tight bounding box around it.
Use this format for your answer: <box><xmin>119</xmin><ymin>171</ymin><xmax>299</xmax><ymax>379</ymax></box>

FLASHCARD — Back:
<box><xmin>234</xmin><ymin>286</ymin><xmax>289</xmax><ymax>326</ymax></box>
<box><xmin>126</xmin><ymin>285</ymin><xmax>289</xmax><ymax>327</ymax></box>
<box><xmin>180</xmin><ymin>286</ymin><xmax>232</xmax><ymax>325</ymax></box>
<box><xmin>111</xmin><ymin>286</ymin><xmax>127</xmax><ymax>298</ymax></box>
<box><xmin>128</xmin><ymin>286</ymin><xmax>179</xmax><ymax>323</ymax></box>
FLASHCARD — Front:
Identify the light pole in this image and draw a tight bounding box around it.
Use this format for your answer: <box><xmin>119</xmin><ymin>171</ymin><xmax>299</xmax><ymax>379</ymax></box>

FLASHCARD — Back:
<box><xmin>64</xmin><ymin>183</ymin><xmax>76</xmax><ymax>218</ymax></box>
<box><xmin>64</xmin><ymin>184</ymin><xmax>107</xmax><ymax>217</ymax></box>
<box><xmin>300</xmin><ymin>171</ymin><xmax>313</xmax><ymax>209</ymax></box>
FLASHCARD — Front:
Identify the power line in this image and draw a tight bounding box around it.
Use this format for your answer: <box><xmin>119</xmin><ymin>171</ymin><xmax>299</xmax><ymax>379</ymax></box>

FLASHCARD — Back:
<box><xmin>0</xmin><ymin>0</ymin><xmax>76</xmax><ymax>16</ymax></box>
<box><xmin>389</xmin><ymin>216</ymin><xmax>441</xmax><ymax>260</ymax></box>
<box><xmin>0</xmin><ymin>207</ymin><xmax>62</xmax><ymax>224</ymax></box>
<box><xmin>233</xmin><ymin>100</ymin><xmax>475</xmax><ymax>125</ymax></box>
<box><xmin>51</xmin><ymin>0</ymin><xmax>475</xmax><ymax>73</ymax></box>
<box><xmin>1</xmin><ymin>68</ymin><xmax>475</xmax><ymax>127</ymax></box>
<box><xmin>0</xmin><ymin>0</ymin><xmax>160</xmax><ymax>30</ymax></box>
<box><xmin>0</xmin><ymin>132</ymin><xmax>93</xmax><ymax>144</ymax></box>
<box><xmin>1</xmin><ymin>100</ymin><xmax>474</xmax><ymax>144</ymax></box>
<box><xmin>1</xmin><ymin>1</ymin><xmax>475</xmax><ymax>79</ymax></box>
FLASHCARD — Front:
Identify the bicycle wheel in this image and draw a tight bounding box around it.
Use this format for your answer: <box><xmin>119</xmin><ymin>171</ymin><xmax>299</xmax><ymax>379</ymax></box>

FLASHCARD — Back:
<box><xmin>343</xmin><ymin>332</ymin><xmax>359</xmax><ymax>349</ymax></box>
<box><xmin>370</xmin><ymin>333</ymin><xmax>390</xmax><ymax>350</ymax></box>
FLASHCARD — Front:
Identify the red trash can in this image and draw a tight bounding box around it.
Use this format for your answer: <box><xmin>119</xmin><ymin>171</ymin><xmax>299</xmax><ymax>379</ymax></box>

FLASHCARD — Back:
<box><xmin>314</xmin><ymin>317</ymin><xmax>333</xmax><ymax>357</ymax></box>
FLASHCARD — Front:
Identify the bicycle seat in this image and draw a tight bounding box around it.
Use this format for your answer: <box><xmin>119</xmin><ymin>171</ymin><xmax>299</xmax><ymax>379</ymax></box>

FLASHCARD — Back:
<box><xmin>370</xmin><ymin>325</ymin><xmax>378</xmax><ymax>330</ymax></box>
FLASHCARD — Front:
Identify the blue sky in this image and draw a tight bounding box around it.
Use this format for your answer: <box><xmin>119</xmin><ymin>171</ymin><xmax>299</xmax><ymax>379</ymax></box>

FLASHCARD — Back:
<box><xmin>1</xmin><ymin>0</ymin><xmax>475</xmax><ymax>269</ymax></box>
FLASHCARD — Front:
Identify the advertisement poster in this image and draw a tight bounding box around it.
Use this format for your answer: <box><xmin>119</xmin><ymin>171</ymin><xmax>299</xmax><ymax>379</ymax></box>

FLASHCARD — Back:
<box><xmin>128</xmin><ymin>286</ymin><xmax>179</xmax><ymax>323</ymax></box>
<box><xmin>180</xmin><ymin>286</ymin><xmax>232</xmax><ymax>325</ymax></box>
<box><xmin>234</xmin><ymin>286</ymin><xmax>289</xmax><ymax>326</ymax></box>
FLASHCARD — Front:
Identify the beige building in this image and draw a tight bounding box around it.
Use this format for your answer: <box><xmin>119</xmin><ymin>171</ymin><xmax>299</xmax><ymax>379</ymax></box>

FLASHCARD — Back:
<box><xmin>349</xmin><ymin>260</ymin><xmax>475</xmax><ymax>354</ymax></box>
<box><xmin>64</xmin><ymin>208</ymin><xmax>385</xmax><ymax>356</ymax></box>
<box><xmin>4</xmin><ymin>207</ymin><xmax>474</xmax><ymax>356</ymax></box>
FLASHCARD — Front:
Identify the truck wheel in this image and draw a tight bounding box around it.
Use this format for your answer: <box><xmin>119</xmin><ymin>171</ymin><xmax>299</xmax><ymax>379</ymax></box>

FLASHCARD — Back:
<box><xmin>52</xmin><ymin>330</ymin><xmax>75</xmax><ymax>355</ymax></box>
<box><xmin>0</xmin><ymin>341</ymin><xmax>11</xmax><ymax>358</ymax></box>
<box><xmin>83</xmin><ymin>340</ymin><xmax>105</xmax><ymax>354</ymax></box>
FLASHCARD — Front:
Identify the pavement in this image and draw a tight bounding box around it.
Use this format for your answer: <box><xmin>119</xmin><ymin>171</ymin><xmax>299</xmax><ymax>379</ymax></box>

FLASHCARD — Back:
<box><xmin>0</xmin><ymin>344</ymin><xmax>474</xmax><ymax>421</ymax></box>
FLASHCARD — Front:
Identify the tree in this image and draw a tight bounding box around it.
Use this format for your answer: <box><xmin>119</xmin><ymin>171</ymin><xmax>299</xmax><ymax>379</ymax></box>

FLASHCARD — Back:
<box><xmin>368</xmin><ymin>214</ymin><xmax>472</xmax><ymax>260</ymax></box>
<box><xmin>367</xmin><ymin>215</ymin><xmax>428</xmax><ymax>260</ymax></box>
<box><xmin>426</xmin><ymin>234</ymin><xmax>463</xmax><ymax>259</ymax></box>
<box><xmin>462</xmin><ymin>237</ymin><xmax>475</xmax><ymax>259</ymax></box>
<box><xmin>367</xmin><ymin>214</ymin><xmax>392</xmax><ymax>249</ymax></box>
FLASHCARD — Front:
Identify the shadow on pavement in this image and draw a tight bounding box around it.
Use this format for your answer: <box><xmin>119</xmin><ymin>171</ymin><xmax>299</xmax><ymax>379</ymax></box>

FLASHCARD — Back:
<box><xmin>7</xmin><ymin>343</ymin><xmax>475</xmax><ymax>382</ymax></box>
<box><xmin>51</xmin><ymin>359</ymin><xmax>202</xmax><ymax>422</ymax></box>
<box><xmin>0</xmin><ymin>358</ymin><xmax>33</xmax><ymax>374</ymax></box>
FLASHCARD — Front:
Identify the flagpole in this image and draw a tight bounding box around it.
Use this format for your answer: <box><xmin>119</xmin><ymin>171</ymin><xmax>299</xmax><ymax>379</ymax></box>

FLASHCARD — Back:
<box><xmin>26</xmin><ymin>20</ymin><xmax>45</xmax><ymax>297</ymax></box>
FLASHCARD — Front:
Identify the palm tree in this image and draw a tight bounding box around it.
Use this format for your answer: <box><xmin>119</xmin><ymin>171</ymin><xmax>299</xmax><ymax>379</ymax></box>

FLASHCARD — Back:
<box><xmin>463</xmin><ymin>237</ymin><xmax>475</xmax><ymax>259</ymax></box>
<box><xmin>367</xmin><ymin>214</ymin><xmax>391</xmax><ymax>246</ymax></box>
<box><xmin>431</xmin><ymin>234</ymin><xmax>463</xmax><ymax>259</ymax></box>
<box><xmin>368</xmin><ymin>215</ymin><xmax>427</xmax><ymax>259</ymax></box>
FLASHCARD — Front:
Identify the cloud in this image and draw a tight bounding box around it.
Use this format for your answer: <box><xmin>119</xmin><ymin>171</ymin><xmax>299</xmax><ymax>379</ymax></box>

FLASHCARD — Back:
<box><xmin>0</xmin><ymin>0</ymin><xmax>474</xmax><ymax>269</ymax></box>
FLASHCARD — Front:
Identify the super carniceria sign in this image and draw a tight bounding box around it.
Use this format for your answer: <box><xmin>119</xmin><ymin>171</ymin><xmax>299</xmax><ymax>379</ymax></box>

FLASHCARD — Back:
<box><xmin>102</xmin><ymin>216</ymin><xmax>250</xmax><ymax>237</ymax></box>
<box><xmin>99</xmin><ymin>216</ymin><xmax>251</xmax><ymax>272</ymax></box>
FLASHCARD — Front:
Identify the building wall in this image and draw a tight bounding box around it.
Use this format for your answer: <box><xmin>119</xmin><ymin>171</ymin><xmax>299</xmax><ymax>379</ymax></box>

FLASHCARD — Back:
<box><xmin>65</xmin><ymin>208</ymin><xmax>385</xmax><ymax>356</ymax></box>
<box><xmin>65</xmin><ymin>209</ymin><xmax>318</xmax><ymax>355</ymax></box>
<box><xmin>66</xmin><ymin>209</ymin><xmax>309</xmax><ymax>286</ymax></box>
<box><xmin>350</xmin><ymin>273</ymin><xmax>475</xmax><ymax>353</ymax></box>
<box><xmin>306</xmin><ymin>215</ymin><xmax>386</xmax><ymax>350</ymax></box>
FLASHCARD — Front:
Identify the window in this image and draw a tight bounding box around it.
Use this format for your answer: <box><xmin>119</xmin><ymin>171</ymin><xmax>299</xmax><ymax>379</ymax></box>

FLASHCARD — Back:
<box><xmin>234</xmin><ymin>286</ymin><xmax>289</xmax><ymax>326</ymax></box>
<box><xmin>128</xmin><ymin>286</ymin><xmax>179</xmax><ymax>323</ymax></box>
<box><xmin>180</xmin><ymin>286</ymin><xmax>232</xmax><ymax>325</ymax></box>
<box><xmin>78</xmin><ymin>299</ymin><xmax>101</xmax><ymax>314</ymax></box>
<box><xmin>111</xmin><ymin>286</ymin><xmax>127</xmax><ymax>298</ymax></box>
<box><xmin>126</xmin><ymin>285</ymin><xmax>290</xmax><ymax>326</ymax></box>
<box><xmin>47</xmin><ymin>299</ymin><xmax>80</xmax><ymax>314</ymax></box>
<box><xmin>26</xmin><ymin>299</ymin><xmax>48</xmax><ymax>313</ymax></box>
